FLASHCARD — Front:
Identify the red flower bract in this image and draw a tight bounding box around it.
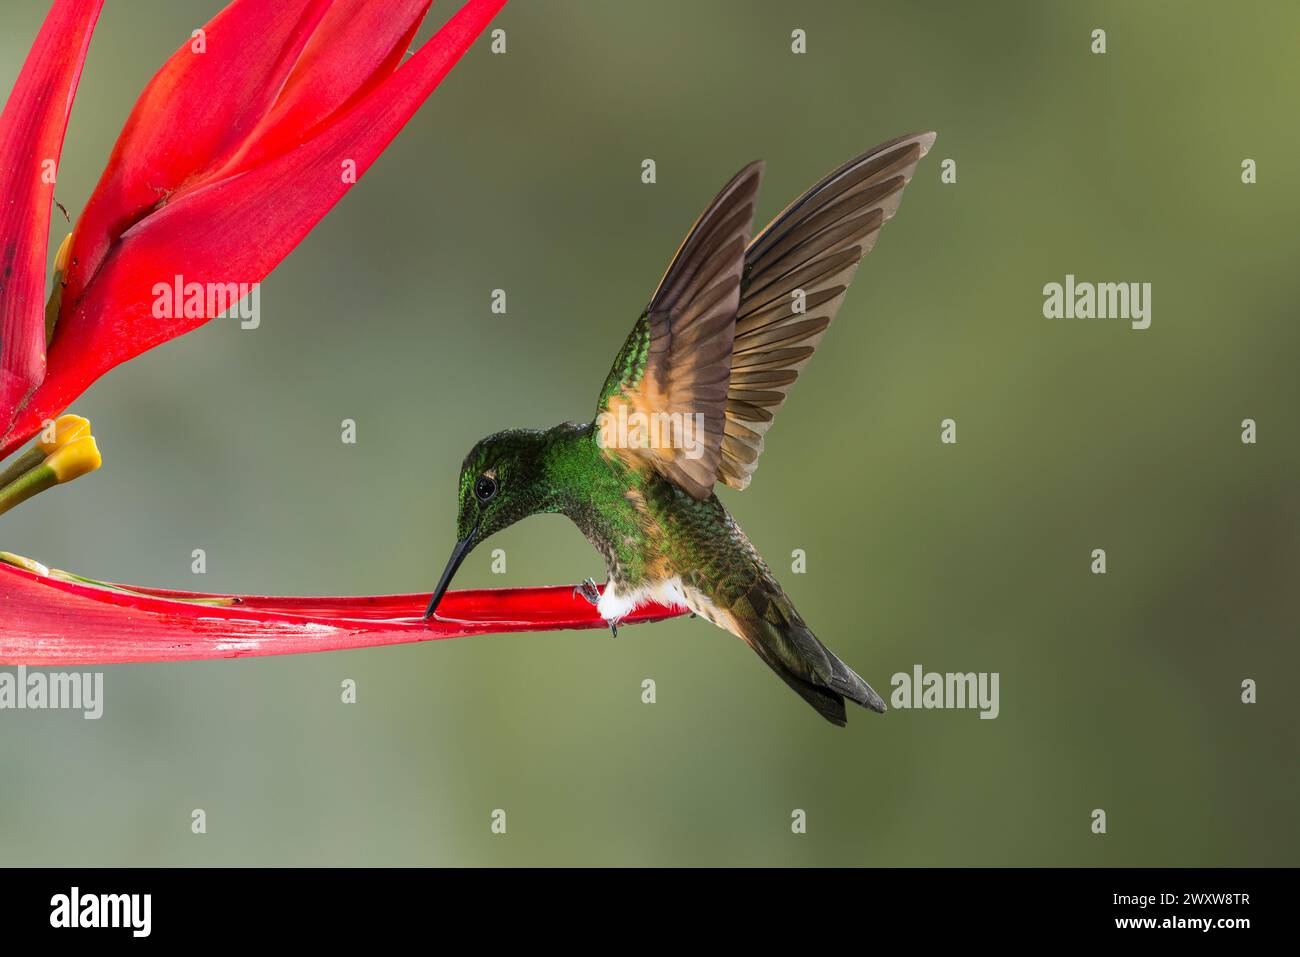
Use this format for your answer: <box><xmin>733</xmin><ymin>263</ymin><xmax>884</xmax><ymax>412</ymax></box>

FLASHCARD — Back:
<box><xmin>0</xmin><ymin>0</ymin><xmax>506</xmax><ymax>457</ymax></box>
<box><xmin>0</xmin><ymin>562</ymin><xmax>685</xmax><ymax>665</ymax></box>
<box><xmin>0</xmin><ymin>0</ymin><xmax>101</xmax><ymax>446</ymax></box>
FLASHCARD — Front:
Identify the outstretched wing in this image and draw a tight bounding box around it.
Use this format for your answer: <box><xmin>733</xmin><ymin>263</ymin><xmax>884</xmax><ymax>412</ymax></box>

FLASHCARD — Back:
<box><xmin>718</xmin><ymin>132</ymin><xmax>936</xmax><ymax>490</ymax></box>
<box><xmin>595</xmin><ymin>161</ymin><xmax>764</xmax><ymax>500</ymax></box>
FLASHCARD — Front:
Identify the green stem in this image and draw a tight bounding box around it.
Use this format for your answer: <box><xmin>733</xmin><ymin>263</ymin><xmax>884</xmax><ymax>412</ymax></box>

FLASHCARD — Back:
<box><xmin>0</xmin><ymin>551</ymin><xmax>236</xmax><ymax>606</ymax></box>
<box><xmin>0</xmin><ymin>464</ymin><xmax>56</xmax><ymax>517</ymax></box>
<box><xmin>0</xmin><ymin>447</ymin><xmax>45</xmax><ymax>490</ymax></box>
<box><xmin>45</xmin><ymin>569</ymin><xmax>237</xmax><ymax>606</ymax></box>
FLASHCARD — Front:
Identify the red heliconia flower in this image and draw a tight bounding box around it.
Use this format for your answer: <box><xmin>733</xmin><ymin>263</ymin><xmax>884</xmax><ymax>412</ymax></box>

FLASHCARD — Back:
<box><xmin>1</xmin><ymin>0</ymin><xmax>506</xmax><ymax>456</ymax></box>
<box><xmin>0</xmin><ymin>0</ymin><xmax>688</xmax><ymax>661</ymax></box>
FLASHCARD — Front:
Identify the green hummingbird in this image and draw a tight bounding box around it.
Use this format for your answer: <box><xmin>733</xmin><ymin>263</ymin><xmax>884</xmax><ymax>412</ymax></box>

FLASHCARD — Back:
<box><xmin>425</xmin><ymin>132</ymin><xmax>935</xmax><ymax>726</ymax></box>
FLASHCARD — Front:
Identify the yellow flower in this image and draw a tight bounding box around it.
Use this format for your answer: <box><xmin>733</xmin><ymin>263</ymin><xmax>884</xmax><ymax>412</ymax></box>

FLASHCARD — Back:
<box><xmin>45</xmin><ymin>435</ymin><xmax>102</xmax><ymax>484</ymax></box>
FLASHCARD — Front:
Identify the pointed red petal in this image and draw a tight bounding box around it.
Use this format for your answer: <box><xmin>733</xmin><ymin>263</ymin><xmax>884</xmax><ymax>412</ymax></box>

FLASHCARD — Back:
<box><xmin>58</xmin><ymin>0</ymin><xmax>332</xmax><ymax>316</ymax></box>
<box><xmin>0</xmin><ymin>563</ymin><xmax>686</xmax><ymax>665</ymax></box>
<box><xmin>0</xmin><ymin>0</ymin><xmax>102</xmax><ymax>433</ymax></box>
<box><xmin>228</xmin><ymin>0</ymin><xmax>436</xmax><ymax>173</ymax></box>
<box><xmin>2</xmin><ymin>0</ymin><xmax>507</xmax><ymax>453</ymax></box>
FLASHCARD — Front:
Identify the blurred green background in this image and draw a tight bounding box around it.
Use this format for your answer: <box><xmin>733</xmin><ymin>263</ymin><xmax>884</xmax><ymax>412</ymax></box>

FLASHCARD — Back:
<box><xmin>1</xmin><ymin>0</ymin><xmax>1297</xmax><ymax>866</ymax></box>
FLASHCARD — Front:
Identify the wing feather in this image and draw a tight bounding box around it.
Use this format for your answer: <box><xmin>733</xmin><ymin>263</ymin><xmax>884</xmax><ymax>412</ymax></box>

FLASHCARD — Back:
<box><xmin>595</xmin><ymin>162</ymin><xmax>764</xmax><ymax>500</ymax></box>
<box><xmin>718</xmin><ymin>132</ymin><xmax>935</xmax><ymax>490</ymax></box>
<box><xmin>594</xmin><ymin>132</ymin><xmax>934</xmax><ymax>499</ymax></box>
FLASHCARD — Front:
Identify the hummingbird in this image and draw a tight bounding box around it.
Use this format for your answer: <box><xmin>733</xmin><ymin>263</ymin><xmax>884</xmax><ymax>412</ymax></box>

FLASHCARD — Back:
<box><xmin>425</xmin><ymin>132</ymin><xmax>935</xmax><ymax>726</ymax></box>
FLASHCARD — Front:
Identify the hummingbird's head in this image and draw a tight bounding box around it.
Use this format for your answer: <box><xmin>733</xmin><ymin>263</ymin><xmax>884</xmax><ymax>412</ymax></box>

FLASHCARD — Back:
<box><xmin>424</xmin><ymin>428</ymin><xmax>550</xmax><ymax>619</ymax></box>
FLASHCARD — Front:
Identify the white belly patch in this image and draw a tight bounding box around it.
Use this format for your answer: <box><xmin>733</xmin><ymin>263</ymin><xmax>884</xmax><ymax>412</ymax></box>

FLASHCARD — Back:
<box><xmin>597</xmin><ymin>577</ymin><xmax>689</xmax><ymax>622</ymax></box>
<box><xmin>596</xmin><ymin>578</ymin><xmax>735</xmax><ymax>635</ymax></box>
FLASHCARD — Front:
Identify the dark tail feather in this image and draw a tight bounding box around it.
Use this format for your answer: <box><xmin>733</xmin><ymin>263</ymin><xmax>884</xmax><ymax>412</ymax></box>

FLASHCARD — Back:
<box><xmin>742</xmin><ymin>606</ymin><xmax>886</xmax><ymax>726</ymax></box>
<box><xmin>822</xmin><ymin>649</ymin><xmax>888</xmax><ymax>714</ymax></box>
<box><xmin>717</xmin><ymin>544</ymin><xmax>885</xmax><ymax>725</ymax></box>
<box><xmin>753</xmin><ymin>641</ymin><xmax>850</xmax><ymax>726</ymax></box>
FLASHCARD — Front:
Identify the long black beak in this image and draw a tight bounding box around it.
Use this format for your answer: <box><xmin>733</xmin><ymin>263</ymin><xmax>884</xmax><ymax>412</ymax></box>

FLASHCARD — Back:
<box><xmin>424</xmin><ymin>526</ymin><xmax>478</xmax><ymax>619</ymax></box>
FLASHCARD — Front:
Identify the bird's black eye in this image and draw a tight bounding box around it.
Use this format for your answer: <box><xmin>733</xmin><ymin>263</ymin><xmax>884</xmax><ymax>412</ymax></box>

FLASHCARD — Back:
<box><xmin>474</xmin><ymin>475</ymin><xmax>498</xmax><ymax>503</ymax></box>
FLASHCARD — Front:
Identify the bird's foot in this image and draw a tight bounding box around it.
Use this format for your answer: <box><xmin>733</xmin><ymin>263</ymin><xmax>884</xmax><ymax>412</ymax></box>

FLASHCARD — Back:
<box><xmin>573</xmin><ymin>577</ymin><xmax>601</xmax><ymax>606</ymax></box>
<box><xmin>572</xmin><ymin>578</ymin><xmax>621</xmax><ymax>637</ymax></box>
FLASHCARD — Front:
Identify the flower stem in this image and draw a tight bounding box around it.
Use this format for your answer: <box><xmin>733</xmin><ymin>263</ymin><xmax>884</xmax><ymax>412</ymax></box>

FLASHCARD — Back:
<box><xmin>46</xmin><ymin>568</ymin><xmax>238</xmax><ymax>606</ymax></box>
<box><xmin>0</xmin><ymin>551</ymin><xmax>237</xmax><ymax>606</ymax></box>
<box><xmin>0</xmin><ymin>447</ymin><xmax>44</xmax><ymax>489</ymax></box>
<box><xmin>0</xmin><ymin>464</ymin><xmax>56</xmax><ymax>517</ymax></box>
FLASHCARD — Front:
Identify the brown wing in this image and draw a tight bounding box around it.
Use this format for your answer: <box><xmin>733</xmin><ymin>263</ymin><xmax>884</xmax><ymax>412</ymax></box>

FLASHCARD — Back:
<box><xmin>596</xmin><ymin>161</ymin><xmax>763</xmax><ymax>500</ymax></box>
<box><xmin>718</xmin><ymin>132</ymin><xmax>936</xmax><ymax>490</ymax></box>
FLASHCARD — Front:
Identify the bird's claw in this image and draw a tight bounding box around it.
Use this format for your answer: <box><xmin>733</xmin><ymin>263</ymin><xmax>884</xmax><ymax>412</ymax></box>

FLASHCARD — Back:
<box><xmin>573</xmin><ymin>578</ymin><xmax>620</xmax><ymax>637</ymax></box>
<box><xmin>574</xmin><ymin>577</ymin><xmax>601</xmax><ymax>606</ymax></box>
